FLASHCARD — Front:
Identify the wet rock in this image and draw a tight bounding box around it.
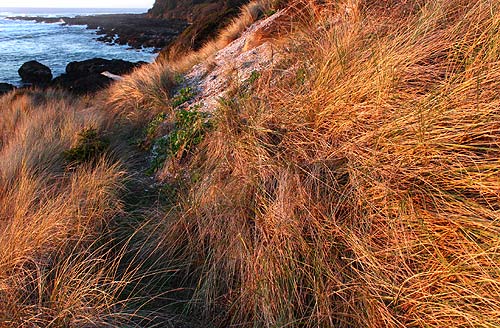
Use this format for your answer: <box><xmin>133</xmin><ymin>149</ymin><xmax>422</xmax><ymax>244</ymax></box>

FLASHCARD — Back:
<box><xmin>53</xmin><ymin>74</ymin><xmax>113</xmax><ymax>95</ymax></box>
<box><xmin>52</xmin><ymin>58</ymin><xmax>146</xmax><ymax>94</ymax></box>
<box><xmin>96</xmin><ymin>35</ymin><xmax>113</xmax><ymax>43</ymax></box>
<box><xmin>18</xmin><ymin>61</ymin><xmax>53</xmax><ymax>85</ymax></box>
<box><xmin>66</xmin><ymin>58</ymin><xmax>141</xmax><ymax>76</ymax></box>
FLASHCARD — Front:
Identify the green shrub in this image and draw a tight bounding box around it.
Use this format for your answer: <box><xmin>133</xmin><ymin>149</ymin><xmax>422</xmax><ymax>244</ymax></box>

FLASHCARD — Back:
<box><xmin>246</xmin><ymin>70</ymin><xmax>261</xmax><ymax>85</ymax></box>
<box><xmin>148</xmin><ymin>107</ymin><xmax>211</xmax><ymax>174</ymax></box>
<box><xmin>173</xmin><ymin>73</ymin><xmax>185</xmax><ymax>84</ymax></box>
<box><xmin>141</xmin><ymin>112</ymin><xmax>168</xmax><ymax>149</ymax></box>
<box><xmin>171</xmin><ymin>87</ymin><xmax>196</xmax><ymax>107</ymax></box>
<box><xmin>63</xmin><ymin>127</ymin><xmax>109</xmax><ymax>166</ymax></box>
<box><xmin>296</xmin><ymin>67</ymin><xmax>307</xmax><ymax>85</ymax></box>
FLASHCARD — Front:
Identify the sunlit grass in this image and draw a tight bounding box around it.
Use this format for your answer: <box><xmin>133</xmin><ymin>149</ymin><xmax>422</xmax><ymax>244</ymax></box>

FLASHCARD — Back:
<box><xmin>2</xmin><ymin>0</ymin><xmax>500</xmax><ymax>327</ymax></box>
<box><xmin>150</xmin><ymin>0</ymin><xmax>500</xmax><ymax>326</ymax></box>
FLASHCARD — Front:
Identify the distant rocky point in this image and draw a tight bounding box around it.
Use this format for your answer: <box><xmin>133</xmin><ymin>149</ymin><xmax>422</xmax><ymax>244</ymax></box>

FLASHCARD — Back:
<box><xmin>7</xmin><ymin>14</ymin><xmax>188</xmax><ymax>51</ymax></box>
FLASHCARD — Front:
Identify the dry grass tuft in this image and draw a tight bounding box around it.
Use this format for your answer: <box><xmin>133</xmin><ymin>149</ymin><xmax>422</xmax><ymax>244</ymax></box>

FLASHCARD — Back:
<box><xmin>106</xmin><ymin>61</ymin><xmax>175</xmax><ymax>124</ymax></box>
<box><xmin>0</xmin><ymin>89</ymin><xmax>133</xmax><ymax>327</ymax></box>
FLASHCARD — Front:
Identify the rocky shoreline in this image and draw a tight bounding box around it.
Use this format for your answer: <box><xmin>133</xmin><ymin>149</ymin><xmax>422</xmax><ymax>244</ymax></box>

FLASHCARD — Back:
<box><xmin>1</xmin><ymin>13</ymin><xmax>190</xmax><ymax>95</ymax></box>
<box><xmin>0</xmin><ymin>58</ymin><xmax>145</xmax><ymax>96</ymax></box>
<box><xmin>7</xmin><ymin>14</ymin><xmax>188</xmax><ymax>51</ymax></box>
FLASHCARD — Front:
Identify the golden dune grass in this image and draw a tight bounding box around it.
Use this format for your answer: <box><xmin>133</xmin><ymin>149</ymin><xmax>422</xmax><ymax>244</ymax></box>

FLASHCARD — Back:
<box><xmin>149</xmin><ymin>0</ymin><xmax>500</xmax><ymax>326</ymax></box>
<box><xmin>106</xmin><ymin>61</ymin><xmax>175</xmax><ymax>124</ymax></box>
<box><xmin>0</xmin><ymin>90</ymin><xmax>130</xmax><ymax>327</ymax></box>
<box><xmin>2</xmin><ymin>0</ymin><xmax>500</xmax><ymax>326</ymax></box>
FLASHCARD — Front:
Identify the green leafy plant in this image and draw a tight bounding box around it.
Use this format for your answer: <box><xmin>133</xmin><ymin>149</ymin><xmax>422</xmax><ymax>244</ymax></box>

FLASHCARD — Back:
<box><xmin>140</xmin><ymin>112</ymin><xmax>168</xmax><ymax>149</ymax></box>
<box><xmin>173</xmin><ymin>73</ymin><xmax>185</xmax><ymax>84</ymax></box>
<box><xmin>146</xmin><ymin>112</ymin><xmax>167</xmax><ymax>138</ymax></box>
<box><xmin>63</xmin><ymin>127</ymin><xmax>109</xmax><ymax>166</ymax></box>
<box><xmin>172</xmin><ymin>86</ymin><xmax>196</xmax><ymax>108</ymax></box>
<box><xmin>296</xmin><ymin>68</ymin><xmax>307</xmax><ymax>85</ymax></box>
<box><xmin>265</xmin><ymin>9</ymin><xmax>277</xmax><ymax>16</ymax></box>
<box><xmin>148</xmin><ymin>107</ymin><xmax>211</xmax><ymax>174</ymax></box>
<box><xmin>246</xmin><ymin>70</ymin><xmax>261</xmax><ymax>85</ymax></box>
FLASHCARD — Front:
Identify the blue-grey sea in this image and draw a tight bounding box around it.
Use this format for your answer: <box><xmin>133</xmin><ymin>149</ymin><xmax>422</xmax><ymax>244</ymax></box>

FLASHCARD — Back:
<box><xmin>0</xmin><ymin>7</ymin><xmax>157</xmax><ymax>86</ymax></box>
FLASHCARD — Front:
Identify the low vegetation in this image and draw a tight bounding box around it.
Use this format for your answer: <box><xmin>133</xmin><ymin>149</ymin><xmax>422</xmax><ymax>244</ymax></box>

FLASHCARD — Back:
<box><xmin>0</xmin><ymin>90</ymin><xmax>127</xmax><ymax>326</ymax></box>
<box><xmin>1</xmin><ymin>0</ymin><xmax>500</xmax><ymax>327</ymax></box>
<box><xmin>171</xmin><ymin>86</ymin><xmax>196</xmax><ymax>107</ymax></box>
<box><xmin>63</xmin><ymin>127</ymin><xmax>110</xmax><ymax>167</ymax></box>
<box><xmin>148</xmin><ymin>107</ymin><xmax>210</xmax><ymax>174</ymax></box>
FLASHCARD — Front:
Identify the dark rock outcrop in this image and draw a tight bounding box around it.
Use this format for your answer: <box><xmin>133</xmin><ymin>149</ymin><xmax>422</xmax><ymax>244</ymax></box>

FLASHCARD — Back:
<box><xmin>52</xmin><ymin>58</ymin><xmax>145</xmax><ymax>94</ymax></box>
<box><xmin>0</xmin><ymin>83</ymin><xmax>16</xmax><ymax>96</ymax></box>
<box><xmin>53</xmin><ymin>73</ymin><xmax>114</xmax><ymax>95</ymax></box>
<box><xmin>66</xmin><ymin>58</ymin><xmax>143</xmax><ymax>76</ymax></box>
<box><xmin>18</xmin><ymin>61</ymin><xmax>53</xmax><ymax>85</ymax></box>
<box><xmin>148</xmin><ymin>0</ymin><xmax>248</xmax><ymax>22</ymax></box>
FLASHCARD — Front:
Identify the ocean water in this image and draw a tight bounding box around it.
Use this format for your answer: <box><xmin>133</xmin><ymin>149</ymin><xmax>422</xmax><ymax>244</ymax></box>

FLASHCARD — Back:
<box><xmin>0</xmin><ymin>7</ymin><xmax>158</xmax><ymax>86</ymax></box>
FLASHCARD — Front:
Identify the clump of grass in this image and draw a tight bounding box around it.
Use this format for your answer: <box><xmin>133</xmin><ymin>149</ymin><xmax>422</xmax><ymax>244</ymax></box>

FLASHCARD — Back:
<box><xmin>0</xmin><ymin>88</ymin><xmax>139</xmax><ymax>326</ymax></box>
<box><xmin>107</xmin><ymin>61</ymin><xmax>175</xmax><ymax>124</ymax></box>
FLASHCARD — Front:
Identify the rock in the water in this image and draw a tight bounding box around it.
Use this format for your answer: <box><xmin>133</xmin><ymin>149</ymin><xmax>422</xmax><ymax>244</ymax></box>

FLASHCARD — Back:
<box><xmin>0</xmin><ymin>83</ymin><xmax>16</xmax><ymax>96</ymax></box>
<box><xmin>18</xmin><ymin>61</ymin><xmax>53</xmax><ymax>85</ymax></box>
